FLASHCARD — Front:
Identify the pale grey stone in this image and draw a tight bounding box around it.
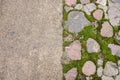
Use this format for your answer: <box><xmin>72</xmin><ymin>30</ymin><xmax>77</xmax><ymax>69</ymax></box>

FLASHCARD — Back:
<box><xmin>74</xmin><ymin>4</ymin><xmax>83</xmax><ymax>10</ymax></box>
<box><xmin>108</xmin><ymin>1</ymin><xmax>120</xmax><ymax>26</ymax></box>
<box><xmin>83</xmin><ymin>3</ymin><xmax>97</xmax><ymax>15</ymax></box>
<box><xmin>65</xmin><ymin>6</ymin><xmax>74</xmax><ymax>12</ymax></box>
<box><xmin>112</xmin><ymin>0</ymin><xmax>120</xmax><ymax>3</ymax></box>
<box><xmin>115</xmin><ymin>75</ymin><xmax>120</xmax><ymax>80</ymax></box>
<box><xmin>86</xmin><ymin>38</ymin><xmax>100</xmax><ymax>53</ymax></box>
<box><xmin>96</xmin><ymin>0</ymin><xmax>107</xmax><ymax>6</ymax></box>
<box><xmin>102</xmin><ymin>76</ymin><xmax>114</xmax><ymax>80</ymax></box>
<box><xmin>97</xmin><ymin>67</ymin><xmax>103</xmax><ymax>77</ymax></box>
<box><xmin>108</xmin><ymin>44</ymin><xmax>120</xmax><ymax>57</ymax></box>
<box><xmin>80</xmin><ymin>0</ymin><xmax>90</xmax><ymax>4</ymax></box>
<box><xmin>97</xmin><ymin>59</ymin><xmax>103</xmax><ymax>66</ymax></box>
<box><xmin>103</xmin><ymin>62</ymin><xmax>118</xmax><ymax>76</ymax></box>
<box><xmin>68</xmin><ymin>11</ymin><xmax>90</xmax><ymax>33</ymax></box>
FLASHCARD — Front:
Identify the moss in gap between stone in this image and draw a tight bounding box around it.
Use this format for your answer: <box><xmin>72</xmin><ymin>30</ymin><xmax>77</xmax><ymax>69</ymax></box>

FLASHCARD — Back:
<box><xmin>84</xmin><ymin>13</ymin><xmax>96</xmax><ymax>22</ymax></box>
<box><xmin>63</xmin><ymin>1</ymin><xmax>120</xmax><ymax>79</ymax></box>
<box><xmin>63</xmin><ymin>23</ymin><xmax>120</xmax><ymax>79</ymax></box>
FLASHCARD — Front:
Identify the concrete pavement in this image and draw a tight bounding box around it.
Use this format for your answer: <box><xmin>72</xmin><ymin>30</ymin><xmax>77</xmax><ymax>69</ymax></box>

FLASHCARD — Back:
<box><xmin>0</xmin><ymin>0</ymin><xmax>62</xmax><ymax>80</ymax></box>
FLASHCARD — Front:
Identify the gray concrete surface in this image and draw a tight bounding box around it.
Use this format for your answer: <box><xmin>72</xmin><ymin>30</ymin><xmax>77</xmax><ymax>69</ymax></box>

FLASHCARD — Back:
<box><xmin>0</xmin><ymin>0</ymin><xmax>62</xmax><ymax>80</ymax></box>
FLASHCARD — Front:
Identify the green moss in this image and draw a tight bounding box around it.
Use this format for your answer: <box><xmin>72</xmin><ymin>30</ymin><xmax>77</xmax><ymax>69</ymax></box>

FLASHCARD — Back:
<box><xmin>113</xmin><ymin>26</ymin><xmax>119</xmax><ymax>32</ymax></box>
<box><xmin>62</xmin><ymin>2</ymin><xmax>120</xmax><ymax>79</ymax></box>
<box><xmin>63</xmin><ymin>10</ymin><xmax>68</xmax><ymax>21</ymax></box>
<box><xmin>63</xmin><ymin>28</ymin><xmax>74</xmax><ymax>37</ymax></box>
<box><xmin>77</xmin><ymin>0</ymin><xmax>80</xmax><ymax>3</ymax></box>
<box><xmin>76</xmin><ymin>25</ymin><xmax>96</xmax><ymax>42</ymax></box>
<box><xmin>106</xmin><ymin>0</ymin><xmax>109</xmax><ymax>6</ymax></box>
<box><xmin>85</xmin><ymin>13</ymin><xmax>96</xmax><ymax>22</ymax></box>
<box><xmin>63</xmin><ymin>41</ymin><xmax>73</xmax><ymax>46</ymax></box>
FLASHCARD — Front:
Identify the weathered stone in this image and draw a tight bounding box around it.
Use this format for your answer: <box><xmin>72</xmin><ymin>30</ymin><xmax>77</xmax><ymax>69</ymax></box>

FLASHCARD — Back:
<box><xmin>68</xmin><ymin>11</ymin><xmax>90</xmax><ymax>33</ymax></box>
<box><xmin>82</xmin><ymin>61</ymin><xmax>96</xmax><ymax>76</ymax></box>
<box><xmin>102</xmin><ymin>76</ymin><xmax>114</xmax><ymax>80</ymax></box>
<box><xmin>65</xmin><ymin>0</ymin><xmax>77</xmax><ymax>6</ymax></box>
<box><xmin>93</xmin><ymin>9</ymin><xmax>103</xmax><ymax>20</ymax></box>
<box><xmin>103</xmin><ymin>61</ymin><xmax>118</xmax><ymax>76</ymax></box>
<box><xmin>64</xmin><ymin>6</ymin><xmax>74</xmax><ymax>12</ymax></box>
<box><xmin>80</xmin><ymin>0</ymin><xmax>90</xmax><ymax>4</ymax></box>
<box><xmin>108</xmin><ymin>44</ymin><xmax>120</xmax><ymax>57</ymax></box>
<box><xmin>112</xmin><ymin>0</ymin><xmax>120</xmax><ymax>3</ymax></box>
<box><xmin>83</xmin><ymin>3</ymin><xmax>97</xmax><ymax>15</ymax></box>
<box><xmin>96</xmin><ymin>0</ymin><xmax>107</xmax><ymax>6</ymax></box>
<box><xmin>97</xmin><ymin>59</ymin><xmax>103</xmax><ymax>66</ymax></box>
<box><xmin>108</xmin><ymin>1</ymin><xmax>120</xmax><ymax>26</ymax></box>
<box><xmin>97</xmin><ymin>67</ymin><xmax>103</xmax><ymax>77</ymax></box>
<box><xmin>115</xmin><ymin>75</ymin><xmax>120</xmax><ymax>80</ymax></box>
<box><xmin>65</xmin><ymin>40</ymin><xmax>81</xmax><ymax>60</ymax></box>
<box><xmin>75</xmin><ymin>4</ymin><xmax>83</xmax><ymax>10</ymax></box>
<box><xmin>98</xmin><ymin>5</ymin><xmax>108</xmax><ymax>19</ymax></box>
<box><xmin>100</xmin><ymin>21</ymin><xmax>113</xmax><ymax>37</ymax></box>
<box><xmin>86</xmin><ymin>38</ymin><xmax>100</xmax><ymax>53</ymax></box>
<box><xmin>64</xmin><ymin>68</ymin><xmax>78</xmax><ymax>80</ymax></box>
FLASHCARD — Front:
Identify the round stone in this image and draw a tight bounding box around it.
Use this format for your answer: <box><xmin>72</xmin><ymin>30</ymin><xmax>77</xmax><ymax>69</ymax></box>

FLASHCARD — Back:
<box><xmin>93</xmin><ymin>9</ymin><xmax>103</xmax><ymax>20</ymax></box>
<box><xmin>86</xmin><ymin>38</ymin><xmax>100</xmax><ymax>53</ymax></box>
<box><xmin>65</xmin><ymin>0</ymin><xmax>77</xmax><ymax>6</ymax></box>
<box><xmin>100</xmin><ymin>21</ymin><xmax>113</xmax><ymax>37</ymax></box>
<box><xmin>82</xmin><ymin>61</ymin><xmax>96</xmax><ymax>76</ymax></box>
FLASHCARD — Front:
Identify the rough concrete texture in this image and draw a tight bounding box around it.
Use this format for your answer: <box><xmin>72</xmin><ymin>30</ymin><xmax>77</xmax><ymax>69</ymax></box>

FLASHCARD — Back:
<box><xmin>0</xmin><ymin>0</ymin><xmax>62</xmax><ymax>80</ymax></box>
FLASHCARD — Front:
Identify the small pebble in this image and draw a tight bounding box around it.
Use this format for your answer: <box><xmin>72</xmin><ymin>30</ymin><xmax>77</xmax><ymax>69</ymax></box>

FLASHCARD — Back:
<box><xmin>93</xmin><ymin>9</ymin><xmax>103</xmax><ymax>20</ymax></box>
<box><xmin>82</xmin><ymin>61</ymin><xmax>96</xmax><ymax>76</ymax></box>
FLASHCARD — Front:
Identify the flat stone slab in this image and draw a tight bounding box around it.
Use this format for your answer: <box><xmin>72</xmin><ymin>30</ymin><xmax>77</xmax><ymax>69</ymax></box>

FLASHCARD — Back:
<box><xmin>0</xmin><ymin>0</ymin><xmax>62</xmax><ymax>80</ymax></box>
<box><xmin>68</xmin><ymin>11</ymin><xmax>90</xmax><ymax>33</ymax></box>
